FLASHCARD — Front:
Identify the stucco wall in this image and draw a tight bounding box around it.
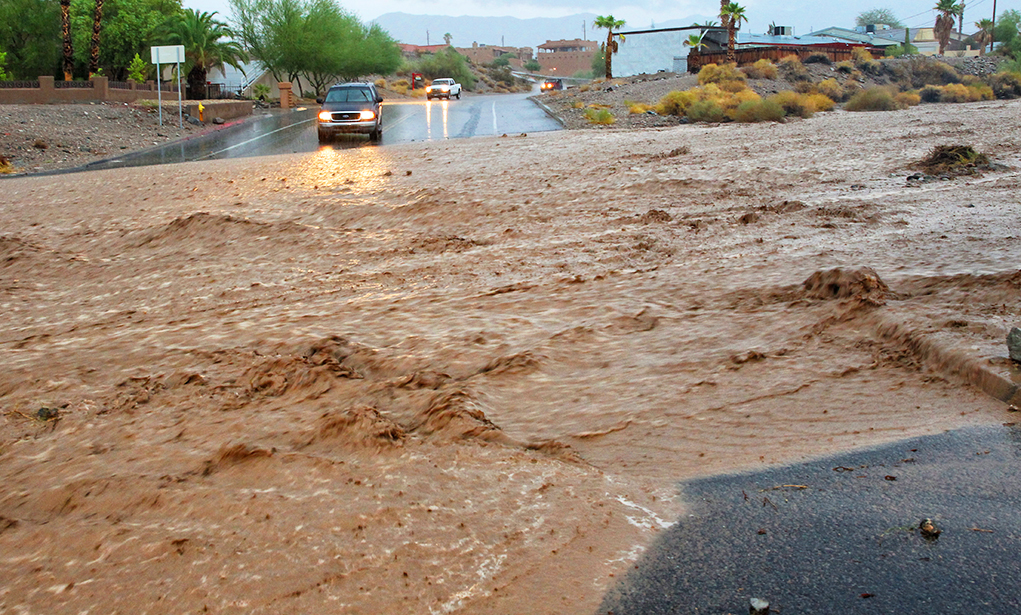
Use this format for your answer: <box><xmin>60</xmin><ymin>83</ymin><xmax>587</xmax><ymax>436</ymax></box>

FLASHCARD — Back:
<box><xmin>614</xmin><ymin>29</ymin><xmax>694</xmax><ymax>77</ymax></box>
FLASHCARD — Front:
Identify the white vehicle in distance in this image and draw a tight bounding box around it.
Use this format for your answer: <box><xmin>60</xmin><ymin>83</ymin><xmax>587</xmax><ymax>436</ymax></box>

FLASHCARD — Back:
<box><xmin>426</xmin><ymin>78</ymin><xmax>461</xmax><ymax>100</ymax></box>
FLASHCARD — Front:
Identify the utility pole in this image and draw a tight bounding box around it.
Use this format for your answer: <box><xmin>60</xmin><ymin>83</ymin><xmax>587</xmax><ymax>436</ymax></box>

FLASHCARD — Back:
<box><xmin>583</xmin><ymin>21</ymin><xmax>586</xmax><ymax>40</ymax></box>
<box><xmin>991</xmin><ymin>0</ymin><xmax>997</xmax><ymax>50</ymax></box>
<box><xmin>427</xmin><ymin>30</ymin><xmax>430</xmax><ymax>45</ymax></box>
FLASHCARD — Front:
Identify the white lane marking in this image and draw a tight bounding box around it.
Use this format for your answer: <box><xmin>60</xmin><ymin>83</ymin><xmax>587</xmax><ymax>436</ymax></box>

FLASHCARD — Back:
<box><xmin>492</xmin><ymin>102</ymin><xmax>498</xmax><ymax>134</ymax></box>
<box><xmin>197</xmin><ymin>117</ymin><xmax>315</xmax><ymax>160</ymax></box>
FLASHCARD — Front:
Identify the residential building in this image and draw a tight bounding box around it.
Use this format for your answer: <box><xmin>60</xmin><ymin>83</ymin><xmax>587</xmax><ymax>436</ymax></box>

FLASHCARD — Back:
<box><xmin>536</xmin><ymin>39</ymin><xmax>599</xmax><ymax>76</ymax></box>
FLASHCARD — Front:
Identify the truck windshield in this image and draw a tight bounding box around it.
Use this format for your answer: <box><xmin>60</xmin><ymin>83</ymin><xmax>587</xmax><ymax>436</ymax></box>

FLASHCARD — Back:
<box><xmin>325</xmin><ymin>88</ymin><xmax>373</xmax><ymax>103</ymax></box>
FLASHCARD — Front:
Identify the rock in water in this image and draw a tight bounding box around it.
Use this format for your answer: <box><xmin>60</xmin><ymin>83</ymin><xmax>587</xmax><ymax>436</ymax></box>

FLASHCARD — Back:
<box><xmin>1008</xmin><ymin>327</ymin><xmax>1021</xmax><ymax>363</ymax></box>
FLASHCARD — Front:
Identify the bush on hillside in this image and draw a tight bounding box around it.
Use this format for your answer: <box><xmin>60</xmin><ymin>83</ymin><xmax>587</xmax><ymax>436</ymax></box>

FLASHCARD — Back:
<box><xmin>732</xmin><ymin>98</ymin><xmax>786</xmax><ymax>122</ymax></box>
<box><xmin>816</xmin><ymin>78</ymin><xmax>845</xmax><ymax>102</ymax></box>
<box><xmin>845</xmin><ymin>87</ymin><xmax>902</xmax><ymax>111</ymax></box>
<box><xmin>698</xmin><ymin>62</ymin><xmax>746</xmax><ymax>84</ymax></box>
<box><xmin>778</xmin><ymin>55</ymin><xmax>809</xmax><ymax>81</ymax></box>
<box><xmin>583</xmin><ymin>107</ymin><xmax>615</xmax><ymax>124</ymax></box>
<box><xmin>767</xmin><ymin>91</ymin><xmax>814</xmax><ymax>118</ymax></box>
<box><xmin>836</xmin><ymin>61</ymin><xmax>854</xmax><ymax>73</ymax></box>
<box><xmin>919</xmin><ymin>85</ymin><xmax>943</xmax><ymax>102</ymax></box>
<box><xmin>657</xmin><ymin>89</ymin><xmax>698</xmax><ymax>116</ymax></box>
<box><xmin>804</xmin><ymin>52</ymin><xmax>832</xmax><ymax>65</ymax></box>
<box><xmin>741</xmin><ymin>59</ymin><xmax>778</xmax><ymax>79</ymax></box>
<box><xmin>687</xmin><ymin>99</ymin><xmax>727</xmax><ymax>122</ymax></box>
<box><xmin>895</xmin><ymin>91</ymin><xmax>922</xmax><ymax>107</ymax></box>
<box><xmin>806</xmin><ymin>93</ymin><xmax>835</xmax><ymax>112</ymax></box>
<box><xmin>986</xmin><ymin>70</ymin><xmax>1021</xmax><ymax>98</ymax></box>
<box><xmin>906</xmin><ymin>58</ymin><xmax>961</xmax><ymax>89</ymax></box>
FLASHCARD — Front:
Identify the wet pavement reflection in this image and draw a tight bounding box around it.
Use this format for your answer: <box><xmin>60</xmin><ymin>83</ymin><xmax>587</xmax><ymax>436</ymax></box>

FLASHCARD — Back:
<box><xmin>67</xmin><ymin>91</ymin><xmax>561</xmax><ymax>175</ymax></box>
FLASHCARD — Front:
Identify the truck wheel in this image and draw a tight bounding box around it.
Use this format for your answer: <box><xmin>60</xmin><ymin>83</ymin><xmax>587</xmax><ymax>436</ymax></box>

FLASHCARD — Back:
<box><xmin>318</xmin><ymin>129</ymin><xmax>330</xmax><ymax>143</ymax></box>
<box><xmin>369</xmin><ymin>128</ymin><xmax>380</xmax><ymax>142</ymax></box>
<box><xmin>456</xmin><ymin>92</ymin><xmax>461</xmax><ymax>99</ymax></box>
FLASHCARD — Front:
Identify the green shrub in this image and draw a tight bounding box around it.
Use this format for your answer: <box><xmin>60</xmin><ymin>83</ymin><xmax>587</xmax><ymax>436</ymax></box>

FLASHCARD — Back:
<box><xmin>919</xmin><ymin>85</ymin><xmax>943</xmax><ymax>102</ymax></box>
<box><xmin>698</xmin><ymin>62</ymin><xmax>746</xmax><ymax>84</ymax></box>
<box><xmin>845</xmin><ymin>87</ymin><xmax>902</xmax><ymax>111</ymax></box>
<box><xmin>127</xmin><ymin>53</ymin><xmax>148</xmax><ymax>84</ymax></box>
<box><xmin>836</xmin><ymin>61</ymin><xmax>854</xmax><ymax>73</ymax></box>
<box><xmin>657</xmin><ymin>89</ymin><xmax>697</xmax><ymax>115</ymax></box>
<box><xmin>687</xmin><ymin>99</ymin><xmax>727</xmax><ymax>122</ymax></box>
<box><xmin>895</xmin><ymin>91</ymin><xmax>921</xmax><ymax>106</ymax></box>
<box><xmin>987</xmin><ymin>71</ymin><xmax>1021</xmax><ymax>99</ymax></box>
<box><xmin>767</xmin><ymin>91</ymin><xmax>814</xmax><ymax>118</ymax></box>
<box><xmin>778</xmin><ymin>55</ymin><xmax>809</xmax><ymax>81</ymax></box>
<box><xmin>851</xmin><ymin>47</ymin><xmax>874</xmax><ymax>67</ymax></box>
<box><xmin>966</xmin><ymin>83</ymin><xmax>994</xmax><ymax>101</ymax></box>
<box><xmin>583</xmin><ymin>107</ymin><xmax>615</xmax><ymax>124</ymax></box>
<box><xmin>741</xmin><ymin>59</ymin><xmax>778</xmax><ymax>79</ymax></box>
<box><xmin>906</xmin><ymin>58</ymin><xmax>961</xmax><ymax>88</ymax></box>
<box><xmin>410</xmin><ymin>48</ymin><xmax>476</xmax><ymax>89</ymax></box>
<box><xmin>794</xmin><ymin>80</ymin><xmax>816</xmax><ymax>94</ymax></box>
<box><xmin>806</xmin><ymin>93</ymin><xmax>835</xmax><ymax>112</ymax></box>
<box><xmin>804</xmin><ymin>52</ymin><xmax>832</xmax><ymax>65</ymax></box>
<box><xmin>732</xmin><ymin>98</ymin><xmax>786</xmax><ymax>122</ymax></box>
<box><xmin>816</xmin><ymin>78</ymin><xmax>845</xmax><ymax>101</ymax></box>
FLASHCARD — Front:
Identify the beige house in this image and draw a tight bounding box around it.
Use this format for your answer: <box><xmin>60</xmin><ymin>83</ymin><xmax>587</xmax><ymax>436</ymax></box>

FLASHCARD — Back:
<box><xmin>536</xmin><ymin>39</ymin><xmax>598</xmax><ymax>76</ymax></box>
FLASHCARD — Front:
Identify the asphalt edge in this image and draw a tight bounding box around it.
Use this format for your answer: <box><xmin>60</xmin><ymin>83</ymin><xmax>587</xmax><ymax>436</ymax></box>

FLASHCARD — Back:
<box><xmin>528</xmin><ymin>96</ymin><xmax>566</xmax><ymax>127</ymax></box>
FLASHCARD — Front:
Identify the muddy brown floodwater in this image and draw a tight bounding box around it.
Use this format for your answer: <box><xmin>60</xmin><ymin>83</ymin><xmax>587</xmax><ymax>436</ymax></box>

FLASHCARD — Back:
<box><xmin>2</xmin><ymin>100</ymin><xmax>1020</xmax><ymax>614</ymax></box>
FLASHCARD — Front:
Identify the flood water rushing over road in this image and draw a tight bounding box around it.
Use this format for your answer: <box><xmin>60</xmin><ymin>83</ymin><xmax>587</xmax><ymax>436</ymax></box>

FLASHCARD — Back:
<box><xmin>1</xmin><ymin>98</ymin><xmax>1020</xmax><ymax>614</ymax></box>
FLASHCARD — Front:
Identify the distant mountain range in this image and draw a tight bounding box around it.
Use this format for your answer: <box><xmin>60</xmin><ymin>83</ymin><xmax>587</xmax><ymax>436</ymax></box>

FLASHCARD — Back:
<box><xmin>372</xmin><ymin>12</ymin><xmax>715</xmax><ymax>49</ymax></box>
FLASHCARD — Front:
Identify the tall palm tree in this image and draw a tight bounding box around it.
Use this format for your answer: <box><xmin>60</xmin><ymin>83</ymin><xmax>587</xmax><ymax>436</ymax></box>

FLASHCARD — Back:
<box><xmin>443</xmin><ymin>32</ymin><xmax>452</xmax><ymax>46</ymax></box>
<box><xmin>974</xmin><ymin>18</ymin><xmax>993</xmax><ymax>54</ymax></box>
<box><xmin>719</xmin><ymin>0</ymin><xmax>730</xmax><ymax>31</ymax></box>
<box><xmin>160</xmin><ymin>9</ymin><xmax>247</xmax><ymax>100</ymax></box>
<box><xmin>89</xmin><ymin>0</ymin><xmax>104</xmax><ymax>77</ymax></box>
<box><xmin>720</xmin><ymin>2</ymin><xmax>748</xmax><ymax>64</ymax></box>
<box><xmin>934</xmin><ymin>0</ymin><xmax>962</xmax><ymax>55</ymax></box>
<box><xmin>594</xmin><ymin>15</ymin><xmax>626</xmax><ymax>79</ymax></box>
<box><xmin>60</xmin><ymin>0</ymin><xmax>73</xmax><ymax>80</ymax></box>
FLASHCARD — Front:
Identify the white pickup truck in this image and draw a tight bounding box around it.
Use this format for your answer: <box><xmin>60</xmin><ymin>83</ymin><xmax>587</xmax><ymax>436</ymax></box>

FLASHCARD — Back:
<box><xmin>426</xmin><ymin>78</ymin><xmax>462</xmax><ymax>100</ymax></box>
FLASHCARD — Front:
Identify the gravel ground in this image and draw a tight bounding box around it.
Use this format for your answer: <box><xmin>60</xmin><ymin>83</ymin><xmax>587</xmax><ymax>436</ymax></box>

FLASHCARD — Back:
<box><xmin>535</xmin><ymin>54</ymin><xmax>1008</xmax><ymax>131</ymax></box>
<box><xmin>0</xmin><ymin>102</ymin><xmax>206</xmax><ymax>173</ymax></box>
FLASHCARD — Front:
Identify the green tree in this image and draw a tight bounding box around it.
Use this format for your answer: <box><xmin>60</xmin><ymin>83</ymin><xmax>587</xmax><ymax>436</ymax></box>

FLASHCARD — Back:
<box><xmin>855</xmin><ymin>8</ymin><xmax>905</xmax><ymax>28</ymax></box>
<box><xmin>0</xmin><ymin>50</ymin><xmax>10</xmax><ymax>80</ymax></box>
<box><xmin>443</xmin><ymin>32</ymin><xmax>451</xmax><ymax>45</ymax></box>
<box><xmin>127</xmin><ymin>52</ymin><xmax>148</xmax><ymax>82</ymax></box>
<box><xmin>158</xmin><ymin>9</ymin><xmax>246</xmax><ymax>99</ymax></box>
<box><xmin>594</xmin><ymin>15</ymin><xmax>625</xmax><ymax>79</ymax></box>
<box><xmin>230</xmin><ymin>0</ymin><xmax>401</xmax><ymax>96</ymax></box>
<box><xmin>410</xmin><ymin>47</ymin><xmax>475</xmax><ymax>89</ymax></box>
<box><xmin>720</xmin><ymin>2</ymin><xmax>748</xmax><ymax>64</ymax></box>
<box><xmin>934</xmin><ymin>0</ymin><xmax>962</xmax><ymax>55</ymax></box>
<box><xmin>0</xmin><ymin>0</ymin><xmax>60</xmax><ymax>79</ymax></box>
<box><xmin>70</xmin><ymin>0</ymin><xmax>183</xmax><ymax>80</ymax></box>
<box><xmin>590</xmin><ymin>45</ymin><xmax>605</xmax><ymax>77</ymax></box>
<box><xmin>523</xmin><ymin>59</ymin><xmax>540</xmax><ymax>71</ymax></box>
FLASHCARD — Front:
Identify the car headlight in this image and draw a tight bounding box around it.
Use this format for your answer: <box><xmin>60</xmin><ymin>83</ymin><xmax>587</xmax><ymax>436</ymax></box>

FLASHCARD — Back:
<box><xmin>358</xmin><ymin>110</ymin><xmax>376</xmax><ymax>121</ymax></box>
<box><xmin>318</xmin><ymin>110</ymin><xmax>332</xmax><ymax>121</ymax></box>
<box><xmin>441</xmin><ymin>86</ymin><xmax>449</xmax><ymax>91</ymax></box>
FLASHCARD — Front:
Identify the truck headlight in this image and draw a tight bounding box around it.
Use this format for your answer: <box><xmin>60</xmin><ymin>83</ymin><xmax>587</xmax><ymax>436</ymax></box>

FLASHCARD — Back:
<box><xmin>359</xmin><ymin>110</ymin><xmax>376</xmax><ymax>121</ymax></box>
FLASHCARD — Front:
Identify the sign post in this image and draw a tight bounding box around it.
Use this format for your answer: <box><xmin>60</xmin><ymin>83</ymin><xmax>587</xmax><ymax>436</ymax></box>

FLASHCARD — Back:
<box><xmin>150</xmin><ymin>45</ymin><xmax>186</xmax><ymax>128</ymax></box>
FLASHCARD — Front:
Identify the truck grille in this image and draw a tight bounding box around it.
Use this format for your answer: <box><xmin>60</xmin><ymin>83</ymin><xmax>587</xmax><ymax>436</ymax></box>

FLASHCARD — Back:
<box><xmin>329</xmin><ymin>112</ymin><xmax>360</xmax><ymax>121</ymax></box>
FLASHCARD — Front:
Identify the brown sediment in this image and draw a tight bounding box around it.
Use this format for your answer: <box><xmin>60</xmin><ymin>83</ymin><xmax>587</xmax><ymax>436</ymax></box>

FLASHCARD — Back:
<box><xmin>1</xmin><ymin>98</ymin><xmax>1020</xmax><ymax>615</ymax></box>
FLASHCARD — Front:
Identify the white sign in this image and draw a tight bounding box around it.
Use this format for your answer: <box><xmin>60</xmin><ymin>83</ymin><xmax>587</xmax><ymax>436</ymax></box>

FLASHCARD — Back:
<box><xmin>151</xmin><ymin>45</ymin><xmax>185</xmax><ymax>64</ymax></box>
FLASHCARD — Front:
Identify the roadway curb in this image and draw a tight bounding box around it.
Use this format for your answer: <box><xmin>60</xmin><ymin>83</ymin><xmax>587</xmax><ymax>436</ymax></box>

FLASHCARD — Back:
<box><xmin>870</xmin><ymin>313</ymin><xmax>1021</xmax><ymax>407</ymax></box>
<box><xmin>528</xmin><ymin>96</ymin><xmax>566</xmax><ymax>127</ymax></box>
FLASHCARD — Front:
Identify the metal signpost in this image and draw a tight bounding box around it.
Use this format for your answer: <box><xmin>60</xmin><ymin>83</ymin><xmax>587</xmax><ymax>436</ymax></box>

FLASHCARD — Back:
<box><xmin>150</xmin><ymin>45</ymin><xmax>185</xmax><ymax>128</ymax></box>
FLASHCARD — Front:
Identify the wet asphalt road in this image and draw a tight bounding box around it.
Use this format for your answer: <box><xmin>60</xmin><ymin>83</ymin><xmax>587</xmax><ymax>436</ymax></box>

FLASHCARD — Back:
<box><xmin>77</xmin><ymin>91</ymin><xmax>561</xmax><ymax>174</ymax></box>
<box><xmin>598</xmin><ymin>424</ymin><xmax>1021</xmax><ymax>615</ymax></box>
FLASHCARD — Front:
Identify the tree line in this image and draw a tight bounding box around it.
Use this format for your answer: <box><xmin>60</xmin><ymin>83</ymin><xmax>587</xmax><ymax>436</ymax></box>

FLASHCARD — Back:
<box><xmin>0</xmin><ymin>0</ymin><xmax>401</xmax><ymax>98</ymax></box>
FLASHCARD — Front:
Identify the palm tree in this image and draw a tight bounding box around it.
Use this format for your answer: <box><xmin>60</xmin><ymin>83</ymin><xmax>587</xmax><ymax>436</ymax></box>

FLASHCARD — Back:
<box><xmin>594</xmin><ymin>15</ymin><xmax>626</xmax><ymax>79</ymax></box>
<box><xmin>60</xmin><ymin>0</ymin><xmax>73</xmax><ymax>80</ymax></box>
<box><xmin>934</xmin><ymin>0</ymin><xmax>962</xmax><ymax>55</ymax></box>
<box><xmin>89</xmin><ymin>0</ymin><xmax>104</xmax><ymax>77</ymax></box>
<box><xmin>974</xmin><ymin>18</ymin><xmax>993</xmax><ymax>54</ymax></box>
<box><xmin>720</xmin><ymin>2</ymin><xmax>748</xmax><ymax>64</ymax></box>
<box><xmin>683</xmin><ymin>32</ymin><xmax>706</xmax><ymax>54</ymax></box>
<box><xmin>719</xmin><ymin>0</ymin><xmax>730</xmax><ymax>31</ymax></box>
<box><xmin>443</xmin><ymin>32</ymin><xmax>452</xmax><ymax>46</ymax></box>
<box><xmin>160</xmin><ymin>10</ymin><xmax>247</xmax><ymax>100</ymax></box>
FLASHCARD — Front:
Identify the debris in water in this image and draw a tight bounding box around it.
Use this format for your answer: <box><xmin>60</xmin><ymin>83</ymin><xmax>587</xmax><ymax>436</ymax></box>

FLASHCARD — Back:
<box><xmin>919</xmin><ymin>518</ymin><xmax>941</xmax><ymax>539</ymax></box>
<box><xmin>750</xmin><ymin>597</ymin><xmax>769</xmax><ymax>614</ymax></box>
<box><xmin>917</xmin><ymin>144</ymin><xmax>992</xmax><ymax>177</ymax></box>
<box><xmin>1007</xmin><ymin>327</ymin><xmax>1021</xmax><ymax>363</ymax></box>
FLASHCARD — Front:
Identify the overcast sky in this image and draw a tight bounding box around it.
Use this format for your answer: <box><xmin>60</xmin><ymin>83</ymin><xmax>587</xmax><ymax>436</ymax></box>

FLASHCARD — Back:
<box><xmin>183</xmin><ymin>0</ymin><xmax>1010</xmax><ymax>40</ymax></box>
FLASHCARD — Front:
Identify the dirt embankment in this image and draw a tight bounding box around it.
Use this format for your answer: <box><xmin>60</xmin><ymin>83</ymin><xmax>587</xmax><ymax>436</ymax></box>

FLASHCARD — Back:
<box><xmin>1</xmin><ymin>91</ymin><xmax>1020</xmax><ymax>615</ymax></box>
